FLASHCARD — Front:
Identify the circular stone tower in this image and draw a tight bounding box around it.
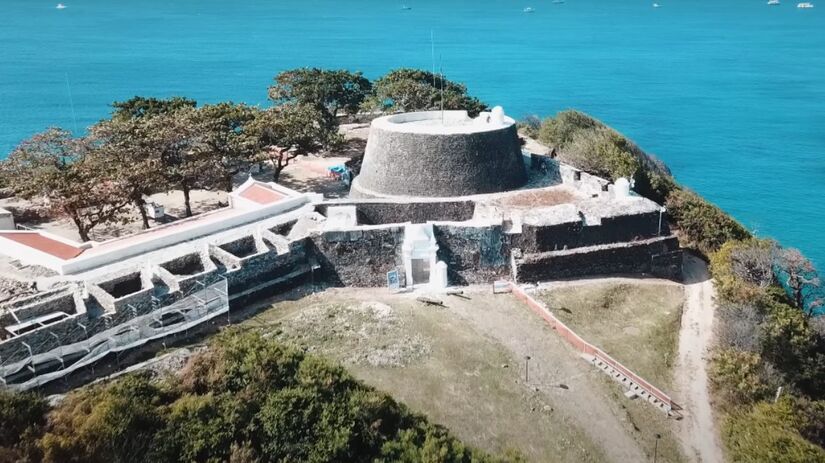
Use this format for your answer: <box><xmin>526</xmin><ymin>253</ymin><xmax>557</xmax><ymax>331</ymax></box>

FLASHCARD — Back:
<box><xmin>351</xmin><ymin>107</ymin><xmax>527</xmax><ymax>198</ymax></box>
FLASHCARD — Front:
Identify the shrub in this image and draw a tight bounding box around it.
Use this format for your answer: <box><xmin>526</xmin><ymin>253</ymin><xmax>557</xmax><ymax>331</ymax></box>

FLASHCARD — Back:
<box><xmin>711</xmin><ymin>239</ymin><xmax>778</xmax><ymax>304</ymax></box>
<box><xmin>0</xmin><ymin>390</ymin><xmax>48</xmax><ymax>461</ymax></box>
<box><xmin>665</xmin><ymin>188</ymin><xmax>750</xmax><ymax>255</ymax></box>
<box><xmin>709</xmin><ymin>349</ymin><xmax>772</xmax><ymax>407</ymax></box>
<box><xmin>536</xmin><ymin>110</ymin><xmax>675</xmax><ymax>203</ymax></box>
<box><xmin>723</xmin><ymin>398</ymin><xmax>825</xmax><ymax>463</ymax></box>
<box><xmin>516</xmin><ymin>115</ymin><xmax>542</xmax><ymax>139</ymax></box>
<box><xmin>716</xmin><ymin>303</ymin><xmax>764</xmax><ymax>353</ymax></box>
<box><xmin>11</xmin><ymin>331</ymin><xmax>517</xmax><ymax>463</ymax></box>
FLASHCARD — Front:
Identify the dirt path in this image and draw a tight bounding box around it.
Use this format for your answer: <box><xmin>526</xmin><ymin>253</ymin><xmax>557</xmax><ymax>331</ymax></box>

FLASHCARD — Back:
<box><xmin>673</xmin><ymin>255</ymin><xmax>725</xmax><ymax>463</ymax></box>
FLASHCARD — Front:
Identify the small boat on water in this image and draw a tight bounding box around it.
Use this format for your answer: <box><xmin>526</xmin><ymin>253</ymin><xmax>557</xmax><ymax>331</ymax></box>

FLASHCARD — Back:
<box><xmin>523</xmin><ymin>6</ymin><xmax>535</xmax><ymax>12</ymax></box>
<box><xmin>552</xmin><ymin>0</ymin><xmax>565</xmax><ymax>4</ymax></box>
<box><xmin>56</xmin><ymin>3</ymin><xmax>67</xmax><ymax>8</ymax></box>
<box><xmin>768</xmin><ymin>0</ymin><xmax>780</xmax><ymax>5</ymax></box>
<box><xmin>798</xmin><ymin>2</ymin><xmax>814</xmax><ymax>7</ymax></box>
<box><xmin>400</xmin><ymin>5</ymin><xmax>411</xmax><ymax>10</ymax></box>
<box><xmin>653</xmin><ymin>3</ymin><xmax>661</xmax><ymax>7</ymax></box>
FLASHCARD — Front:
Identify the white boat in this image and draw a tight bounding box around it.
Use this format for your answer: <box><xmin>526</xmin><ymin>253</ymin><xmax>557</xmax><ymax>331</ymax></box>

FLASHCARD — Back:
<box><xmin>400</xmin><ymin>5</ymin><xmax>411</xmax><ymax>10</ymax></box>
<box><xmin>552</xmin><ymin>0</ymin><xmax>565</xmax><ymax>4</ymax></box>
<box><xmin>56</xmin><ymin>3</ymin><xmax>67</xmax><ymax>8</ymax></box>
<box><xmin>523</xmin><ymin>6</ymin><xmax>535</xmax><ymax>12</ymax></box>
<box><xmin>768</xmin><ymin>0</ymin><xmax>780</xmax><ymax>5</ymax></box>
<box><xmin>653</xmin><ymin>3</ymin><xmax>661</xmax><ymax>7</ymax></box>
<box><xmin>798</xmin><ymin>2</ymin><xmax>814</xmax><ymax>7</ymax></box>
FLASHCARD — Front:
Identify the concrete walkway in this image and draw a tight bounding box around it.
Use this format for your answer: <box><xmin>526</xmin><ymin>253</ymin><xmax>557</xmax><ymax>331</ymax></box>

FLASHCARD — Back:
<box><xmin>673</xmin><ymin>255</ymin><xmax>725</xmax><ymax>463</ymax></box>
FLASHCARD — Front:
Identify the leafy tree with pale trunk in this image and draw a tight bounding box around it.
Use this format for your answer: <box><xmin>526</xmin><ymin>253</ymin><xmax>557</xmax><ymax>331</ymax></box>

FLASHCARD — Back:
<box><xmin>148</xmin><ymin>109</ymin><xmax>211</xmax><ymax>218</ymax></box>
<box><xmin>248</xmin><ymin>104</ymin><xmax>341</xmax><ymax>183</ymax></box>
<box><xmin>774</xmin><ymin>247</ymin><xmax>824</xmax><ymax>315</ymax></box>
<box><xmin>0</xmin><ymin>128</ymin><xmax>131</xmax><ymax>242</ymax></box>
<box><xmin>90</xmin><ymin>117</ymin><xmax>168</xmax><ymax>230</ymax></box>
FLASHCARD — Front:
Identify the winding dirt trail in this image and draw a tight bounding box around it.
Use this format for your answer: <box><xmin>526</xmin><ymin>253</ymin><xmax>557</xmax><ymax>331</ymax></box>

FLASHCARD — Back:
<box><xmin>673</xmin><ymin>255</ymin><xmax>725</xmax><ymax>463</ymax></box>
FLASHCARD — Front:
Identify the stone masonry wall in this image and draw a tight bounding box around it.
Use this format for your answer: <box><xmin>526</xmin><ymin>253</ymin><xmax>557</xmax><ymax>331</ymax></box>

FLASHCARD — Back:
<box><xmin>520</xmin><ymin>211</ymin><xmax>665</xmax><ymax>253</ymax></box>
<box><xmin>514</xmin><ymin>236</ymin><xmax>682</xmax><ymax>283</ymax></box>
<box><xmin>433</xmin><ymin>224</ymin><xmax>511</xmax><ymax>285</ymax></box>
<box><xmin>308</xmin><ymin>227</ymin><xmax>404</xmax><ymax>287</ymax></box>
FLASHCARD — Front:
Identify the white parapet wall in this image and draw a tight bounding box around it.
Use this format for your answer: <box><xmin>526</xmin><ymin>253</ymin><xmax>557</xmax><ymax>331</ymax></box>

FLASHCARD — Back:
<box><xmin>0</xmin><ymin>208</ymin><xmax>14</xmax><ymax>230</ymax></box>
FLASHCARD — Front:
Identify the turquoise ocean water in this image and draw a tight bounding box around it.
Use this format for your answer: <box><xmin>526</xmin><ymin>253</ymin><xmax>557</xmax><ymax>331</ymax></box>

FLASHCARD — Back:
<box><xmin>1</xmin><ymin>0</ymin><xmax>824</xmax><ymax>265</ymax></box>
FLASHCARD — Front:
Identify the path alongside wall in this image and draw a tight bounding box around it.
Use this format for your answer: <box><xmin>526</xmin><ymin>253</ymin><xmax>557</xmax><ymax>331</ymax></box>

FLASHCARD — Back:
<box><xmin>673</xmin><ymin>256</ymin><xmax>725</xmax><ymax>463</ymax></box>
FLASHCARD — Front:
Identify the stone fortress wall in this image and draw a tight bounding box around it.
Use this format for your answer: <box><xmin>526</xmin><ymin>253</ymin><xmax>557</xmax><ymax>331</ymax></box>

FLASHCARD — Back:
<box><xmin>0</xmin><ymin>109</ymin><xmax>684</xmax><ymax>390</ymax></box>
<box><xmin>352</xmin><ymin>110</ymin><xmax>527</xmax><ymax>198</ymax></box>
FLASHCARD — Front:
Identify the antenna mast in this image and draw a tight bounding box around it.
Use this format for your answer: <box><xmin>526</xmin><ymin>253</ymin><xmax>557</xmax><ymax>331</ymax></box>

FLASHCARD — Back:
<box><xmin>65</xmin><ymin>72</ymin><xmax>79</xmax><ymax>134</ymax></box>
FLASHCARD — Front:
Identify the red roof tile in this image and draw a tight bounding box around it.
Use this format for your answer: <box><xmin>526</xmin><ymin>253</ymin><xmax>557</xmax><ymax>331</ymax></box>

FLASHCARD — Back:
<box><xmin>0</xmin><ymin>232</ymin><xmax>85</xmax><ymax>260</ymax></box>
<box><xmin>239</xmin><ymin>184</ymin><xmax>285</xmax><ymax>205</ymax></box>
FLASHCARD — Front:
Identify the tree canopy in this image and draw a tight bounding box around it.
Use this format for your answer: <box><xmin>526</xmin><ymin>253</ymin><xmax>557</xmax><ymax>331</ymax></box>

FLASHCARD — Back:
<box><xmin>365</xmin><ymin>68</ymin><xmax>487</xmax><ymax>116</ymax></box>
<box><xmin>268</xmin><ymin>68</ymin><xmax>371</xmax><ymax>118</ymax></box>
<box><xmin>111</xmin><ymin>96</ymin><xmax>197</xmax><ymax>120</ymax></box>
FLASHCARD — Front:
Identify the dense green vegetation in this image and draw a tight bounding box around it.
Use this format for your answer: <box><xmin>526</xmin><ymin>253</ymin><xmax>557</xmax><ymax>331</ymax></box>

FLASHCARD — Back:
<box><xmin>708</xmin><ymin>239</ymin><xmax>825</xmax><ymax>461</ymax></box>
<box><xmin>0</xmin><ymin>332</ymin><xmax>521</xmax><ymax>463</ymax></box>
<box><xmin>0</xmin><ymin>68</ymin><xmax>483</xmax><ymax>241</ymax></box>
<box><xmin>527</xmin><ymin>109</ymin><xmax>825</xmax><ymax>460</ymax></box>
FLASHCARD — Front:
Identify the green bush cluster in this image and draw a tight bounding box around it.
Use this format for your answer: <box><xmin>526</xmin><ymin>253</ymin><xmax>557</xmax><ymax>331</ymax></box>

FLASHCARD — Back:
<box><xmin>535</xmin><ymin>110</ymin><xmax>674</xmax><ymax>203</ymax></box>
<box><xmin>723</xmin><ymin>397</ymin><xmax>825</xmax><ymax>462</ymax></box>
<box><xmin>709</xmin><ymin>240</ymin><xmax>825</xmax><ymax>461</ymax></box>
<box><xmin>0</xmin><ymin>332</ymin><xmax>520</xmax><ymax>463</ymax></box>
<box><xmin>666</xmin><ymin>189</ymin><xmax>751</xmax><ymax>256</ymax></box>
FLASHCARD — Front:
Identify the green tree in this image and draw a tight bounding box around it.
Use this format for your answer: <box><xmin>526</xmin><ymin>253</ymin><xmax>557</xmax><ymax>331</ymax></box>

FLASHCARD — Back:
<box><xmin>268</xmin><ymin>68</ymin><xmax>372</xmax><ymax>118</ymax></box>
<box><xmin>111</xmin><ymin>96</ymin><xmax>197</xmax><ymax>120</ymax></box>
<box><xmin>773</xmin><ymin>248</ymin><xmax>824</xmax><ymax>314</ymax></box>
<box><xmin>0</xmin><ymin>128</ymin><xmax>131</xmax><ymax>241</ymax></box>
<box><xmin>190</xmin><ymin>102</ymin><xmax>258</xmax><ymax>192</ymax></box>
<box><xmin>90</xmin><ymin>117</ymin><xmax>168</xmax><ymax>229</ymax></box>
<box><xmin>366</xmin><ymin>69</ymin><xmax>487</xmax><ymax>116</ymax></box>
<box><xmin>142</xmin><ymin>108</ymin><xmax>211</xmax><ymax>217</ymax></box>
<box><xmin>248</xmin><ymin>103</ymin><xmax>341</xmax><ymax>182</ymax></box>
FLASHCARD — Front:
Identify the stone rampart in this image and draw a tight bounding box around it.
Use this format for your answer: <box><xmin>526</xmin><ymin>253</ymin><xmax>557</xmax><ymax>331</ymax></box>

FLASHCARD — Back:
<box><xmin>433</xmin><ymin>223</ymin><xmax>511</xmax><ymax>285</ymax></box>
<box><xmin>514</xmin><ymin>236</ymin><xmax>682</xmax><ymax>283</ymax></box>
<box><xmin>309</xmin><ymin>226</ymin><xmax>404</xmax><ymax>287</ymax></box>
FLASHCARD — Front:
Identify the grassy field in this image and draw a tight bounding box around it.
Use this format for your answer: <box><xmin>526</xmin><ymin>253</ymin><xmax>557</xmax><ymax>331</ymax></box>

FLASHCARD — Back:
<box><xmin>238</xmin><ymin>282</ymin><xmax>687</xmax><ymax>463</ymax></box>
<box><xmin>538</xmin><ymin>281</ymin><xmax>684</xmax><ymax>387</ymax></box>
<box><xmin>537</xmin><ymin>280</ymin><xmax>686</xmax><ymax>463</ymax></box>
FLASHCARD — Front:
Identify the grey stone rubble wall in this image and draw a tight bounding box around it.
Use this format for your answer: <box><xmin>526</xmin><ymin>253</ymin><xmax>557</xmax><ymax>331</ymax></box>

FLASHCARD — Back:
<box><xmin>316</xmin><ymin>200</ymin><xmax>475</xmax><ymax>225</ymax></box>
<box><xmin>220</xmin><ymin>240</ymin><xmax>308</xmax><ymax>296</ymax></box>
<box><xmin>433</xmin><ymin>223</ymin><xmax>511</xmax><ymax>285</ymax></box>
<box><xmin>0</xmin><ymin>290</ymin><xmax>77</xmax><ymax>329</ymax></box>
<box><xmin>513</xmin><ymin>236</ymin><xmax>682</xmax><ymax>283</ymax></box>
<box><xmin>520</xmin><ymin>211</ymin><xmax>666</xmax><ymax>253</ymax></box>
<box><xmin>355</xmin><ymin>123</ymin><xmax>527</xmax><ymax>197</ymax></box>
<box><xmin>308</xmin><ymin>226</ymin><xmax>405</xmax><ymax>287</ymax></box>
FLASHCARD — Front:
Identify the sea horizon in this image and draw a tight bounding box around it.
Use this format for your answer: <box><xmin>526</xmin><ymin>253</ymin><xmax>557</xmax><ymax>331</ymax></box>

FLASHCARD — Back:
<box><xmin>2</xmin><ymin>0</ymin><xmax>823</xmax><ymax>265</ymax></box>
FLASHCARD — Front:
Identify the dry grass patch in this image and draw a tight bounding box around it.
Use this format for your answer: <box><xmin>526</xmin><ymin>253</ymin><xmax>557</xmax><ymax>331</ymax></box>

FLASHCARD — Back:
<box><xmin>538</xmin><ymin>282</ymin><xmax>684</xmax><ymax>387</ymax></box>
